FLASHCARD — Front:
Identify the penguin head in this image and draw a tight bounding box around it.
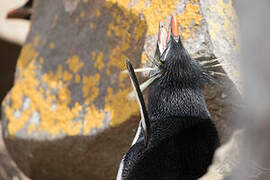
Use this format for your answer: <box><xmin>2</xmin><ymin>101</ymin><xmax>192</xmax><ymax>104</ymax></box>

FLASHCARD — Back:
<box><xmin>7</xmin><ymin>0</ymin><xmax>33</xmax><ymax>20</ymax></box>
<box><xmin>151</xmin><ymin>15</ymin><xmax>210</xmax><ymax>89</ymax></box>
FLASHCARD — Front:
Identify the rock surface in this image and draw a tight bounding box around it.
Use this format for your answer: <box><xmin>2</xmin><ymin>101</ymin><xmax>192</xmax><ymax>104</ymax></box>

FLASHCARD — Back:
<box><xmin>1</xmin><ymin>0</ymin><xmax>241</xmax><ymax>179</ymax></box>
<box><xmin>0</xmin><ymin>122</ymin><xmax>29</xmax><ymax>180</ymax></box>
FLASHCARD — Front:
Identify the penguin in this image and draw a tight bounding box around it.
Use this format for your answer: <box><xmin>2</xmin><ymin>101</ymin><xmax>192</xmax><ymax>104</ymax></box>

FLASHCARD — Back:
<box><xmin>117</xmin><ymin>15</ymin><xmax>220</xmax><ymax>180</ymax></box>
<box><xmin>6</xmin><ymin>0</ymin><xmax>33</xmax><ymax>20</ymax></box>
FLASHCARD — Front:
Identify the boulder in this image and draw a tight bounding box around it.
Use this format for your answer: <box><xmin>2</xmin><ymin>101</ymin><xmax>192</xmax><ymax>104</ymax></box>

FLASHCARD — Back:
<box><xmin>1</xmin><ymin>0</ymin><xmax>241</xmax><ymax>179</ymax></box>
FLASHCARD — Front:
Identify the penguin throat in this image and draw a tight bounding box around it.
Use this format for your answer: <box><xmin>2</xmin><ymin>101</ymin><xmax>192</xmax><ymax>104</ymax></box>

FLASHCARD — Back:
<box><xmin>148</xmin><ymin>83</ymin><xmax>210</xmax><ymax>121</ymax></box>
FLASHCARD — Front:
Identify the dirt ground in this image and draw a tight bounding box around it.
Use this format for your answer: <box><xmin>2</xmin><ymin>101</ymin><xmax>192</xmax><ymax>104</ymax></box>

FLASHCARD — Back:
<box><xmin>0</xmin><ymin>122</ymin><xmax>30</xmax><ymax>180</ymax></box>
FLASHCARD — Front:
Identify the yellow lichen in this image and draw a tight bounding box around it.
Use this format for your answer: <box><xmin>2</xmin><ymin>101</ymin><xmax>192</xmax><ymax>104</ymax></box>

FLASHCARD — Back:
<box><xmin>67</xmin><ymin>55</ymin><xmax>84</xmax><ymax>73</ymax></box>
<box><xmin>96</xmin><ymin>9</ymin><xmax>101</xmax><ymax>17</ymax></box>
<box><xmin>4</xmin><ymin>42</ymin><xmax>87</xmax><ymax>137</ymax></box>
<box><xmin>28</xmin><ymin>124</ymin><xmax>36</xmax><ymax>134</ymax></box>
<box><xmin>107</xmin><ymin>46</ymin><xmax>125</xmax><ymax>75</ymax></box>
<box><xmin>177</xmin><ymin>1</ymin><xmax>202</xmax><ymax>39</ymax></box>
<box><xmin>107</xmin><ymin>0</ymin><xmax>178</xmax><ymax>36</ymax></box>
<box><xmin>40</xmin><ymin>57</ymin><xmax>44</xmax><ymax>64</ymax></box>
<box><xmin>83</xmin><ymin>74</ymin><xmax>100</xmax><ymax>104</ymax></box>
<box><xmin>208</xmin><ymin>0</ymin><xmax>238</xmax><ymax>48</ymax></box>
<box><xmin>89</xmin><ymin>23</ymin><xmax>94</xmax><ymax>29</ymax></box>
<box><xmin>42</xmin><ymin>66</ymin><xmax>64</xmax><ymax>89</ymax></box>
<box><xmin>141</xmin><ymin>53</ymin><xmax>147</xmax><ymax>64</ymax></box>
<box><xmin>80</xmin><ymin>11</ymin><xmax>85</xmax><ymax>18</ymax></box>
<box><xmin>63</xmin><ymin>71</ymin><xmax>73</xmax><ymax>82</ymax></box>
<box><xmin>34</xmin><ymin>36</ymin><xmax>40</xmax><ymax>47</ymax></box>
<box><xmin>51</xmin><ymin>15</ymin><xmax>58</xmax><ymax>29</ymax></box>
<box><xmin>93</xmin><ymin>52</ymin><xmax>104</xmax><ymax>71</ymax></box>
<box><xmin>209</xmin><ymin>19</ymin><xmax>221</xmax><ymax>33</ymax></box>
<box><xmin>105</xmin><ymin>87</ymin><xmax>138</xmax><ymax>126</ymax></box>
<box><xmin>209</xmin><ymin>29</ymin><xmax>216</xmax><ymax>40</ymax></box>
<box><xmin>4</xmin><ymin>42</ymin><xmax>101</xmax><ymax>137</ymax></box>
<box><xmin>5</xmin><ymin>59</ymin><xmax>38</xmax><ymax>135</ymax></box>
<box><xmin>49</xmin><ymin>43</ymin><xmax>55</xmax><ymax>50</ymax></box>
<box><xmin>17</xmin><ymin>44</ymin><xmax>39</xmax><ymax>72</ymax></box>
<box><xmin>75</xmin><ymin>74</ymin><xmax>81</xmax><ymax>83</ymax></box>
<box><xmin>6</xmin><ymin>0</ymin><xmax>203</xmax><ymax>137</ymax></box>
<box><xmin>84</xmin><ymin>105</ymin><xmax>105</xmax><ymax>134</ymax></box>
<box><xmin>107</xmin><ymin>0</ymin><xmax>203</xmax><ymax>38</ymax></box>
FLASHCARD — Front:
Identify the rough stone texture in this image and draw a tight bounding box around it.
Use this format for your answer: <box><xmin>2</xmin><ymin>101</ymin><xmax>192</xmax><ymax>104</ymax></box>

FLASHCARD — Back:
<box><xmin>1</xmin><ymin>0</ymin><xmax>241</xmax><ymax>179</ymax></box>
<box><xmin>200</xmin><ymin>0</ymin><xmax>241</xmax><ymax>92</ymax></box>
<box><xmin>199</xmin><ymin>130</ymin><xmax>243</xmax><ymax>180</ymax></box>
<box><xmin>0</xmin><ymin>122</ymin><xmax>29</xmax><ymax>180</ymax></box>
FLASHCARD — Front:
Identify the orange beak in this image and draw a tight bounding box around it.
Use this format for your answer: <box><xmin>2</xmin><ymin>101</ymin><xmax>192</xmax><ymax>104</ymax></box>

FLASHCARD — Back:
<box><xmin>157</xmin><ymin>14</ymin><xmax>180</xmax><ymax>55</ymax></box>
<box><xmin>171</xmin><ymin>14</ymin><xmax>179</xmax><ymax>38</ymax></box>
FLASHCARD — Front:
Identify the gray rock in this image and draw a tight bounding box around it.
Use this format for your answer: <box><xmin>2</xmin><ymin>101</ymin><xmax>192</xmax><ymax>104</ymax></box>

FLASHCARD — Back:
<box><xmin>1</xmin><ymin>0</ymin><xmax>241</xmax><ymax>179</ymax></box>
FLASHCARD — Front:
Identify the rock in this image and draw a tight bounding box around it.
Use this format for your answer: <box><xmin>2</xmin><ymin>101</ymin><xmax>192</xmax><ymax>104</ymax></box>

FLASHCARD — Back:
<box><xmin>199</xmin><ymin>130</ymin><xmax>243</xmax><ymax>180</ymax></box>
<box><xmin>200</xmin><ymin>0</ymin><xmax>241</xmax><ymax>92</ymax></box>
<box><xmin>0</xmin><ymin>122</ymin><xmax>29</xmax><ymax>180</ymax></box>
<box><xmin>1</xmin><ymin>0</ymin><xmax>241</xmax><ymax>179</ymax></box>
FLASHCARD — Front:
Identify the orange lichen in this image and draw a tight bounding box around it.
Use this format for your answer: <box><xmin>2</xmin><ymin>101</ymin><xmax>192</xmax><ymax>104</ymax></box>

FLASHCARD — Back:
<box><xmin>84</xmin><ymin>105</ymin><xmax>105</xmax><ymax>134</ymax></box>
<box><xmin>83</xmin><ymin>74</ymin><xmax>100</xmax><ymax>104</ymax></box>
<box><xmin>28</xmin><ymin>124</ymin><xmax>36</xmax><ymax>134</ymax></box>
<box><xmin>141</xmin><ymin>53</ymin><xmax>147</xmax><ymax>64</ymax></box>
<box><xmin>51</xmin><ymin>15</ymin><xmax>58</xmax><ymax>29</ymax></box>
<box><xmin>3</xmin><ymin>41</ymin><xmax>92</xmax><ymax>137</ymax></box>
<box><xmin>33</xmin><ymin>36</ymin><xmax>40</xmax><ymax>47</ymax></box>
<box><xmin>75</xmin><ymin>74</ymin><xmax>81</xmax><ymax>83</ymax></box>
<box><xmin>17</xmin><ymin>44</ymin><xmax>39</xmax><ymax>72</ymax></box>
<box><xmin>89</xmin><ymin>23</ymin><xmax>94</xmax><ymax>29</ymax></box>
<box><xmin>105</xmin><ymin>87</ymin><xmax>137</xmax><ymax>126</ymax></box>
<box><xmin>80</xmin><ymin>11</ymin><xmax>85</xmax><ymax>18</ymax></box>
<box><xmin>96</xmin><ymin>9</ymin><xmax>101</xmax><ymax>17</ymax></box>
<box><xmin>39</xmin><ymin>57</ymin><xmax>44</xmax><ymax>64</ymax></box>
<box><xmin>5</xmin><ymin>59</ymin><xmax>38</xmax><ymax>135</ymax></box>
<box><xmin>107</xmin><ymin>0</ymin><xmax>178</xmax><ymax>35</ymax></box>
<box><xmin>207</xmin><ymin>0</ymin><xmax>238</xmax><ymax>48</ymax></box>
<box><xmin>49</xmin><ymin>43</ymin><xmax>55</xmax><ymax>50</ymax></box>
<box><xmin>67</xmin><ymin>55</ymin><xmax>84</xmax><ymax>73</ymax></box>
<box><xmin>177</xmin><ymin>1</ymin><xmax>202</xmax><ymax>39</ymax></box>
<box><xmin>63</xmin><ymin>71</ymin><xmax>73</xmax><ymax>82</ymax></box>
<box><xmin>107</xmin><ymin>47</ymin><xmax>125</xmax><ymax>75</ymax></box>
<box><xmin>93</xmin><ymin>52</ymin><xmax>105</xmax><ymax>71</ymax></box>
<box><xmin>5</xmin><ymin>0</ymin><xmax>206</xmax><ymax>137</ymax></box>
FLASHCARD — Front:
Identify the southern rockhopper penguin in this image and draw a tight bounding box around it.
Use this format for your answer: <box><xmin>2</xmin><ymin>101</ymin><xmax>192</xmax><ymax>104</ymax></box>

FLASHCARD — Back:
<box><xmin>6</xmin><ymin>0</ymin><xmax>33</xmax><ymax>20</ymax></box>
<box><xmin>117</xmin><ymin>15</ymin><xmax>220</xmax><ymax>180</ymax></box>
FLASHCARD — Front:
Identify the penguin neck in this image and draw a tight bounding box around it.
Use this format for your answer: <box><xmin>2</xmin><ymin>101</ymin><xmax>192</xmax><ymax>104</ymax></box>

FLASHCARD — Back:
<box><xmin>148</xmin><ymin>79</ymin><xmax>210</xmax><ymax>121</ymax></box>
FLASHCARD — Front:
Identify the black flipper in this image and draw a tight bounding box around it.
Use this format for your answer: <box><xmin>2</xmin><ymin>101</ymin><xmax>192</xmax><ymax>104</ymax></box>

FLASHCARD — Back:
<box><xmin>126</xmin><ymin>59</ymin><xmax>151</xmax><ymax>147</ymax></box>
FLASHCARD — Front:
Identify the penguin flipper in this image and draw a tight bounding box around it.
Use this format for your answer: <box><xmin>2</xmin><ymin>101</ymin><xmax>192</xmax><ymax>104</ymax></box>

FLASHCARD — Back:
<box><xmin>126</xmin><ymin>58</ymin><xmax>151</xmax><ymax>147</ymax></box>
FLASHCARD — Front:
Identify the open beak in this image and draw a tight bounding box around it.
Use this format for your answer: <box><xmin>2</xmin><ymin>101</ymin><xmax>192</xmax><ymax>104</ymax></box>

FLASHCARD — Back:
<box><xmin>7</xmin><ymin>4</ymin><xmax>32</xmax><ymax>19</ymax></box>
<box><xmin>157</xmin><ymin>14</ymin><xmax>180</xmax><ymax>56</ymax></box>
<box><xmin>157</xmin><ymin>22</ymin><xmax>170</xmax><ymax>56</ymax></box>
<box><xmin>156</xmin><ymin>14</ymin><xmax>180</xmax><ymax>62</ymax></box>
